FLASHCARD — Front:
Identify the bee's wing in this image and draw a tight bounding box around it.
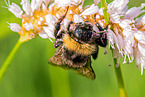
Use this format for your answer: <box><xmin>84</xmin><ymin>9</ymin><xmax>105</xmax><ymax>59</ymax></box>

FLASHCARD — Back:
<box><xmin>77</xmin><ymin>58</ymin><xmax>96</xmax><ymax>80</ymax></box>
<box><xmin>48</xmin><ymin>47</ymin><xmax>95</xmax><ymax>80</ymax></box>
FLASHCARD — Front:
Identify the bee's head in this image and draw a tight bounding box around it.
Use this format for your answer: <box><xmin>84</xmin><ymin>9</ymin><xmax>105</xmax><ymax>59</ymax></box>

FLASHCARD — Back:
<box><xmin>72</xmin><ymin>22</ymin><xmax>108</xmax><ymax>47</ymax></box>
<box><xmin>73</xmin><ymin>22</ymin><xmax>94</xmax><ymax>42</ymax></box>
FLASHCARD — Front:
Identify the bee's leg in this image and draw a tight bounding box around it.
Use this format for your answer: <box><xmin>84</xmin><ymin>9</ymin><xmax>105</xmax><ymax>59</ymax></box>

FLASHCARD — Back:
<box><xmin>54</xmin><ymin>17</ymin><xmax>65</xmax><ymax>38</ymax></box>
<box><xmin>66</xmin><ymin>21</ymin><xmax>73</xmax><ymax>35</ymax></box>
<box><xmin>95</xmin><ymin>22</ymin><xmax>105</xmax><ymax>31</ymax></box>
<box><xmin>92</xmin><ymin>45</ymin><xmax>99</xmax><ymax>60</ymax></box>
<box><xmin>54</xmin><ymin>7</ymin><xmax>69</xmax><ymax>38</ymax></box>
<box><xmin>54</xmin><ymin>38</ymin><xmax>63</xmax><ymax>48</ymax></box>
<box><xmin>95</xmin><ymin>32</ymin><xmax>107</xmax><ymax>47</ymax></box>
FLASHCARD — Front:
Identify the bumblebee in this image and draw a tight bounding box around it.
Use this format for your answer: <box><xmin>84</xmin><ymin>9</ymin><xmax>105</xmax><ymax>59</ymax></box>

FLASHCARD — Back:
<box><xmin>48</xmin><ymin>17</ymin><xmax>107</xmax><ymax>80</ymax></box>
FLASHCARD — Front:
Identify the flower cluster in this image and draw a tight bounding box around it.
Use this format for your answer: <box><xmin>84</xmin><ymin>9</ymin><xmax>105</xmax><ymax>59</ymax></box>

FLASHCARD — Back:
<box><xmin>107</xmin><ymin>0</ymin><xmax>145</xmax><ymax>74</ymax></box>
<box><xmin>5</xmin><ymin>0</ymin><xmax>145</xmax><ymax>74</ymax></box>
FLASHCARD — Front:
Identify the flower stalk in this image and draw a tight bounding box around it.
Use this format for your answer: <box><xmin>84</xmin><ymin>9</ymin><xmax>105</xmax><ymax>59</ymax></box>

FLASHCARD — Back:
<box><xmin>100</xmin><ymin>0</ymin><xmax>110</xmax><ymax>25</ymax></box>
<box><xmin>0</xmin><ymin>38</ymin><xmax>25</xmax><ymax>83</ymax></box>
<box><xmin>113</xmin><ymin>58</ymin><xmax>127</xmax><ymax>97</ymax></box>
<box><xmin>100</xmin><ymin>0</ymin><xmax>127</xmax><ymax>97</ymax></box>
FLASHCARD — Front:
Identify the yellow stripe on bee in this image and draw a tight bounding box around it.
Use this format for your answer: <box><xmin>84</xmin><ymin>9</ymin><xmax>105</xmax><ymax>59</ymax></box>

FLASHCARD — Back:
<box><xmin>63</xmin><ymin>34</ymin><xmax>96</xmax><ymax>56</ymax></box>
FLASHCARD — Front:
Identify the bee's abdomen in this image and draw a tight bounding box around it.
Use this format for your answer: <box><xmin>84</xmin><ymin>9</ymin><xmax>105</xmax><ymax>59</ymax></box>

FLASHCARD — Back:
<box><xmin>63</xmin><ymin>48</ymin><xmax>89</xmax><ymax>63</ymax></box>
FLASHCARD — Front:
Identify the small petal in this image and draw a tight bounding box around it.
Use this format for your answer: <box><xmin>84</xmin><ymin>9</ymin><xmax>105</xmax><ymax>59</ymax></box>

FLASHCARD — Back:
<box><xmin>119</xmin><ymin>19</ymin><xmax>133</xmax><ymax>32</ymax></box>
<box><xmin>55</xmin><ymin>0</ymin><xmax>71</xmax><ymax>7</ymax></box>
<box><xmin>140</xmin><ymin>57</ymin><xmax>145</xmax><ymax>75</ymax></box>
<box><xmin>81</xmin><ymin>4</ymin><xmax>99</xmax><ymax>15</ymax></box>
<box><xmin>141</xmin><ymin>15</ymin><xmax>145</xmax><ymax>25</ymax></box>
<box><xmin>107</xmin><ymin>29</ymin><xmax>118</xmax><ymax>49</ymax></box>
<box><xmin>138</xmin><ymin>43</ymin><xmax>145</xmax><ymax>57</ymax></box>
<box><xmin>21</xmin><ymin>0</ymin><xmax>31</xmax><ymax>15</ymax></box>
<box><xmin>134</xmin><ymin>31</ymin><xmax>145</xmax><ymax>45</ymax></box>
<box><xmin>117</xmin><ymin>34</ymin><xmax>124</xmax><ymax>53</ymax></box>
<box><xmin>8</xmin><ymin>3</ymin><xmax>23</xmax><ymax>18</ymax></box>
<box><xmin>73</xmin><ymin>14</ymin><xmax>84</xmax><ymax>23</ymax></box>
<box><xmin>8</xmin><ymin>23</ymin><xmax>22</xmax><ymax>32</ymax></box>
<box><xmin>39</xmin><ymin>31</ymin><xmax>48</xmax><ymax>38</ymax></box>
<box><xmin>43</xmin><ymin>27</ymin><xmax>55</xmax><ymax>39</ymax></box>
<box><xmin>70</xmin><ymin>0</ymin><xmax>82</xmax><ymax>5</ymax></box>
<box><xmin>110</xmin><ymin>13</ymin><xmax>121</xmax><ymax>23</ymax></box>
<box><xmin>108</xmin><ymin>0</ymin><xmax>129</xmax><ymax>12</ymax></box>
<box><xmin>134</xmin><ymin>47</ymin><xmax>141</xmax><ymax>65</ymax></box>
<box><xmin>48</xmin><ymin>3</ymin><xmax>55</xmax><ymax>11</ymax></box>
<box><xmin>141</xmin><ymin>3</ymin><xmax>145</xmax><ymax>9</ymax></box>
<box><xmin>113</xmin><ymin>47</ymin><xmax>121</xmax><ymax>58</ymax></box>
<box><xmin>125</xmin><ymin>7</ymin><xmax>142</xmax><ymax>19</ymax></box>
<box><xmin>31</xmin><ymin>0</ymin><xmax>43</xmax><ymax>12</ymax></box>
<box><xmin>45</xmin><ymin>14</ymin><xmax>58</xmax><ymax>24</ymax></box>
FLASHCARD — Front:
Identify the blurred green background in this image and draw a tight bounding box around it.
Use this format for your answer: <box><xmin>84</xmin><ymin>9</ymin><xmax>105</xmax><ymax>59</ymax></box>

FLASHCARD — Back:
<box><xmin>0</xmin><ymin>0</ymin><xmax>145</xmax><ymax>97</ymax></box>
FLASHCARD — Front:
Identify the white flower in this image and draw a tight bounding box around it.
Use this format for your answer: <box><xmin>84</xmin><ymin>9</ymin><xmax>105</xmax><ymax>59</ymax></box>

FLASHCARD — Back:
<box><xmin>4</xmin><ymin>0</ymin><xmax>23</xmax><ymax>18</ymax></box>
<box><xmin>55</xmin><ymin>0</ymin><xmax>71</xmax><ymax>7</ymax></box>
<box><xmin>108</xmin><ymin>0</ymin><xmax>129</xmax><ymax>13</ymax></box>
<box><xmin>21</xmin><ymin>0</ymin><xmax>31</xmax><ymax>15</ymax></box>
<box><xmin>118</xmin><ymin>19</ymin><xmax>135</xmax><ymax>63</ymax></box>
<box><xmin>137</xmin><ymin>43</ymin><xmax>145</xmax><ymax>75</ymax></box>
<box><xmin>124</xmin><ymin>7</ymin><xmax>142</xmax><ymax>20</ymax></box>
<box><xmin>120</xmin><ymin>19</ymin><xmax>133</xmax><ymax>30</ymax></box>
<box><xmin>31</xmin><ymin>0</ymin><xmax>43</xmax><ymax>12</ymax></box>
<box><xmin>55</xmin><ymin>0</ymin><xmax>82</xmax><ymax>7</ymax></box>
<box><xmin>23</xmin><ymin>22</ymin><xmax>34</xmax><ymax>31</ymax></box>
<box><xmin>134</xmin><ymin>31</ymin><xmax>145</xmax><ymax>45</ymax></box>
<box><xmin>108</xmin><ymin>0</ymin><xmax>129</xmax><ymax>23</ymax></box>
<box><xmin>70</xmin><ymin>0</ymin><xmax>82</xmax><ymax>5</ymax></box>
<box><xmin>43</xmin><ymin>26</ymin><xmax>55</xmax><ymax>39</ymax></box>
<box><xmin>110</xmin><ymin>13</ymin><xmax>121</xmax><ymax>23</ymax></box>
<box><xmin>98</xmin><ymin>8</ymin><xmax>103</xmax><ymax>16</ymax></box>
<box><xmin>45</xmin><ymin>14</ymin><xmax>58</xmax><ymax>25</ymax></box>
<box><xmin>141</xmin><ymin>3</ymin><xmax>145</xmax><ymax>8</ymax></box>
<box><xmin>107</xmin><ymin>29</ymin><xmax>118</xmax><ymax>49</ymax></box>
<box><xmin>73</xmin><ymin>14</ymin><xmax>84</xmax><ymax>23</ymax></box>
<box><xmin>141</xmin><ymin>15</ymin><xmax>145</xmax><ymax>25</ymax></box>
<box><xmin>8</xmin><ymin>23</ymin><xmax>22</xmax><ymax>32</ymax></box>
<box><xmin>81</xmin><ymin>4</ymin><xmax>99</xmax><ymax>15</ymax></box>
<box><xmin>134</xmin><ymin>44</ymin><xmax>145</xmax><ymax>75</ymax></box>
<box><xmin>48</xmin><ymin>3</ymin><xmax>55</xmax><ymax>11</ymax></box>
<box><xmin>41</xmin><ymin>14</ymin><xmax>58</xmax><ymax>39</ymax></box>
<box><xmin>38</xmin><ymin>31</ymin><xmax>49</xmax><ymax>39</ymax></box>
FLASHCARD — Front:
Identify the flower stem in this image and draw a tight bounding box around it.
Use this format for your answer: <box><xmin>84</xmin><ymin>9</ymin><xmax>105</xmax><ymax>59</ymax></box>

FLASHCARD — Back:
<box><xmin>113</xmin><ymin>58</ymin><xmax>127</xmax><ymax>97</ymax></box>
<box><xmin>100</xmin><ymin>0</ymin><xmax>110</xmax><ymax>25</ymax></box>
<box><xmin>100</xmin><ymin>0</ymin><xmax>127</xmax><ymax>97</ymax></box>
<box><xmin>0</xmin><ymin>39</ymin><xmax>25</xmax><ymax>83</ymax></box>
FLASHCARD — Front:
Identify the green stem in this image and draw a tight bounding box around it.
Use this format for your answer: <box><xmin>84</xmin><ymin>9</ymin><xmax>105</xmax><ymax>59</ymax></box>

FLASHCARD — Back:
<box><xmin>113</xmin><ymin>58</ymin><xmax>127</xmax><ymax>97</ymax></box>
<box><xmin>100</xmin><ymin>0</ymin><xmax>110</xmax><ymax>25</ymax></box>
<box><xmin>100</xmin><ymin>0</ymin><xmax>127</xmax><ymax>96</ymax></box>
<box><xmin>0</xmin><ymin>39</ymin><xmax>25</xmax><ymax>83</ymax></box>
